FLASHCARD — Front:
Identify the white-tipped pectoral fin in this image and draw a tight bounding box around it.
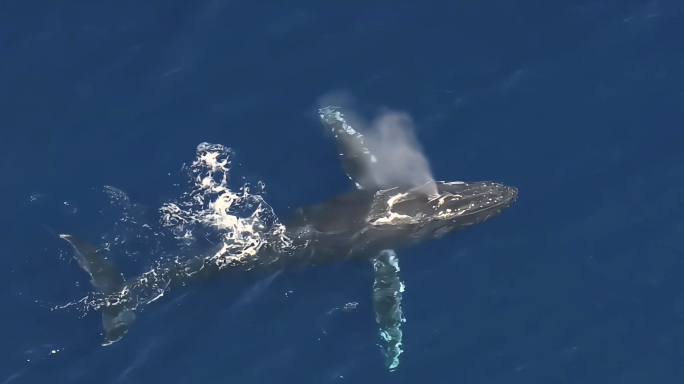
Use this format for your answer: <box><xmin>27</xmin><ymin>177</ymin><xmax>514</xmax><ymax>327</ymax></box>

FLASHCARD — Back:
<box><xmin>319</xmin><ymin>107</ymin><xmax>378</xmax><ymax>190</ymax></box>
<box><xmin>371</xmin><ymin>249</ymin><xmax>405</xmax><ymax>371</ymax></box>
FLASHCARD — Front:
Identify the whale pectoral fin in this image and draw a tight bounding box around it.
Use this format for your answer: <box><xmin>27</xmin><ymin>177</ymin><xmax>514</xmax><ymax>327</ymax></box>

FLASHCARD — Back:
<box><xmin>319</xmin><ymin>107</ymin><xmax>378</xmax><ymax>190</ymax></box>
<box><xmin>60</xmin><ymin>234</ymin><xmax>136</xmax><ymax>346</ymax></box>
<box><xmin>372</xmin><ymin>249</ymin><xmax>405</xmax><ymax>371</ymax></box>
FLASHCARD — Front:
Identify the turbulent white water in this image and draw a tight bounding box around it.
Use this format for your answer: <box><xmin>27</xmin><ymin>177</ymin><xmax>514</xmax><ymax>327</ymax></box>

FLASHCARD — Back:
<box><xmin>158</xmin><ymin>143</ymin><xmax>292</xmax><ymax>269</ymax></box>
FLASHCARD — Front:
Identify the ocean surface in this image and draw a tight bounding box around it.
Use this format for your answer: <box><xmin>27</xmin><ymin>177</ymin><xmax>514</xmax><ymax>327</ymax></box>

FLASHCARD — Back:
<box><xmin>1</xmin><ymin>0</ymin><xmax>683</xmax><ymax>383</ymax></box>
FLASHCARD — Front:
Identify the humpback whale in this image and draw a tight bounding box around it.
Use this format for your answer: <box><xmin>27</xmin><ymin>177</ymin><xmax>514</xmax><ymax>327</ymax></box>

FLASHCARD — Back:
<box><xmin>59</xmin><ymin>107</ymin><xmax>518</xmax><ymax>369</ymax></box>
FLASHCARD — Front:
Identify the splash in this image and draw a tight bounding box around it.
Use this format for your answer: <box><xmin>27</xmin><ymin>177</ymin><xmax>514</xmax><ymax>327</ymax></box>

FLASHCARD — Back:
<box><xmin>159</xmin><ymin>142</ymin><xmax>290</xmax><ymax>269</ymax></box>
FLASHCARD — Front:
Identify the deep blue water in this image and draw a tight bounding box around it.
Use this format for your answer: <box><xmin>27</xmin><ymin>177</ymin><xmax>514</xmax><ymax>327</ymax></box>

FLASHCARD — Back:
<box><xmin>2</xmin><ymin>0</ymin><xmax>684</xmax><ymax>383</ymax></box>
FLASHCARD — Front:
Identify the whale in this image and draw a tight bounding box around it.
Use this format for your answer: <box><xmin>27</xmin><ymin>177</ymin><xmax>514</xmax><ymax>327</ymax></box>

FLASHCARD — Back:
<box><xmin>59</xmin><ymin>106</ymin><xmax>518</xmax><ymax>369</ymax></box>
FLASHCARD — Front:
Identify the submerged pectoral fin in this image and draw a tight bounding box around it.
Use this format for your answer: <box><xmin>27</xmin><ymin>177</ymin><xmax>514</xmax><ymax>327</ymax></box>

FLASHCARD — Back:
<box><xmin>371</xmin><ymin>249</ymin><xmax>405</xmax><ymax>371</ymax></box>
<box><xmin>60</xmin><ymin>234</ymin><xmax>135</xmax><ymax>346</ymax></box>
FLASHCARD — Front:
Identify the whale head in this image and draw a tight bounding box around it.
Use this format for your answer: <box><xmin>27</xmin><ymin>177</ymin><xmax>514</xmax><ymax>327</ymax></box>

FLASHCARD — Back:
<box><xmin>284</xmin><ymin>180</ymin><xmax>518</xmax><ymax>259</ymax></box>
<box><xmin>368</xmin><ymin>181</ymin><xmax>517</xmax><ymax>230</ymax></box>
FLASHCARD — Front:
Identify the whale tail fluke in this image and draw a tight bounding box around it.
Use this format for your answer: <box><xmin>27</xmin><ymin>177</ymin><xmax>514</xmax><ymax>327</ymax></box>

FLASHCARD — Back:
<box><xmin>101</xmin><ymin>305</ymin><xmax>136</xmax><ymax>346</ymax></box>
<box><xmin>59</xmin><ymin>234</ymin><xmax>135</xmax><ymax>345</ymax></box>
